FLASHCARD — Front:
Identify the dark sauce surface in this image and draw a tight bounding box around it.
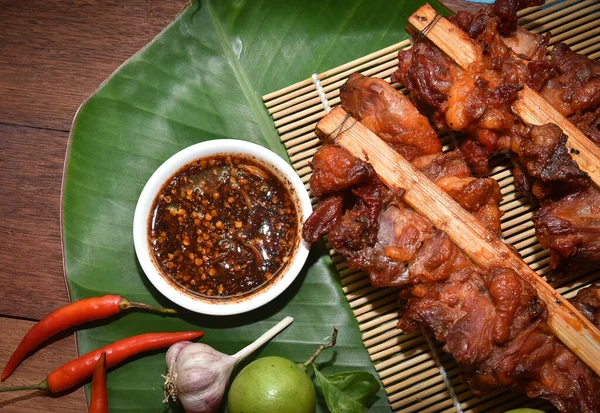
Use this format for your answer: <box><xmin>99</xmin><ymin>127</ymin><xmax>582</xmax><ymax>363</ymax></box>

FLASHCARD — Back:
<box><xmin>149</xmin><ymin>154</ymin><xmax>298</xmax><ymax>299</ymax></box>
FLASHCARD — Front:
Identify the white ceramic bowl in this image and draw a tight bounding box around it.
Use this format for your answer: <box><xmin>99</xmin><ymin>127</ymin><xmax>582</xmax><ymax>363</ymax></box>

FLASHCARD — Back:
<box><xmin>133</xmin><ymin>140</ymin><xmax>312</xmax><ymax>316</ymax></box>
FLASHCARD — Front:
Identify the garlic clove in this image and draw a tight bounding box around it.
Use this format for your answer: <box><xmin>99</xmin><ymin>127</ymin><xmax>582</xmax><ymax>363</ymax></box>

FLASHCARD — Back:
<box><xmin>167</xmin><ymin>343</ymin><xmax>236</xmax><ymax>413</ymax></box>
<box><xmin>166</xmin><ymin>340</ymin><xmax>193</xmax><ymax>367</ymax></box>
<box><xmin>175</xmin><ymin>364</ymin><xmax>233</xmax><ymax>413</ymax></box>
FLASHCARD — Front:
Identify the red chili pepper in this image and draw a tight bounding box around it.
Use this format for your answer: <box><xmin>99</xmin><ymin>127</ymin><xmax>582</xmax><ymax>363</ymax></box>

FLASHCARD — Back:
<box><xmin>0</xmin><ymin>331</ymin><xmax>202</xmax><ymax>394</ymax></box>
<box><xmin>89</xmin><ymin>352</ymin><xmax>108</xmax><ymax>413</ymax></box>
<box><xmin>1</xmin><ymin>295</ymin><xmax>177</xmax><ymax>381</ymax></box>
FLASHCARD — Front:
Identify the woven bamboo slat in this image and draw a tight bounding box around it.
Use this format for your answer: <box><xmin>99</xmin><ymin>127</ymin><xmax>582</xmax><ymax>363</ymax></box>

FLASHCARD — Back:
<box><xmin>262</xmin><ymin>1</ymin><xmax>600</xmax><ymax>411</ymax></box>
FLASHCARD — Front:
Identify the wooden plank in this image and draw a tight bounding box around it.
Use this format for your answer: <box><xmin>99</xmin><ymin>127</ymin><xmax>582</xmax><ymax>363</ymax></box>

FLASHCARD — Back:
<box><xmin>0</xmin><ymin>0</ymin><xmax>187</xmax><ymax>131</ymax></box>
<box><xmin>0</xmin><ymin>317</ymin><xmax>85</xmax><ymax>412</ymax></box>
<box><xmin>317</xmin><ymin>106</ymin><xmax>600</xmax><ymax>377</ymax></box>
<box><xmin>0</xmin><ymin>124</ymin><xmax>71</xmax><ymax>320</ymax></box>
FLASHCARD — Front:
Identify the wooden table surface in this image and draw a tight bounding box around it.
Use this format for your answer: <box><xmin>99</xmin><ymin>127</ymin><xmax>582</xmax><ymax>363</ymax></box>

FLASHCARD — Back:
<box><xmin>0</xmin><ymin>0</ymin><xmax>476</xmax><ymax>411</ymax></box>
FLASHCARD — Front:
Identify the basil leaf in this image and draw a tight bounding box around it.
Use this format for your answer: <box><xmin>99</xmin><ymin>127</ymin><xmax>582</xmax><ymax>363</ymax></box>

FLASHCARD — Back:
<box><xmin>314</xmin><ymin>365</ymin><xmax>381</xmax><ymax>413</ymax></box>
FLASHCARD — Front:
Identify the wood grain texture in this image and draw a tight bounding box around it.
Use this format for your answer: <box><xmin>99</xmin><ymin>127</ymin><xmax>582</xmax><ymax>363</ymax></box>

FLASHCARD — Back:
<box><xmin>0</xmin><ymin>0</ymin><xmax>185</xmax><ymax>316</ymax></box>
<box><xmin>0</xmin><ymin>7</ymin><xmax>189</xmax><ymax>413</ymax></box>
<box><xmin>0</xmin><ymin>0</ymin><xmax>187</xmax><ymax>131</ymax></box>
<box><xmin>0</xmin><ymin>317</ymin><xmax>85</xmax><ymax>412</ymax></box>
<box><xmin>409</xmin><ymin>4</ymin><xmax>480</xmax><ymax>67</ymax></box>
<box><xmin>0</xmin><ymin>124</ymin><xmax>70</xmax><ymax>320</ymax></box>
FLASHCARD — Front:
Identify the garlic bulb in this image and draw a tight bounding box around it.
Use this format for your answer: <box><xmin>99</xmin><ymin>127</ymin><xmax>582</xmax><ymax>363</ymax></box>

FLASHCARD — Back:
<box><xmin>163</xmin><ymin>316</ymin><xmax>294</xmax><ymax>413</ymax></box>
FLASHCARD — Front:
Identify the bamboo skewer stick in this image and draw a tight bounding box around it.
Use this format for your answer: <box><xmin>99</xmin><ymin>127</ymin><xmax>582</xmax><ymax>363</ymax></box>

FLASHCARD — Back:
<box><xmin>409</xmin><ymin>4</ymin><xmax>600</xmax><ymax>186</ymax></box>
<box><xmin>316</xmin><ymin>106</ymin><xmax>600</xmax><ymax>376</ymax></box>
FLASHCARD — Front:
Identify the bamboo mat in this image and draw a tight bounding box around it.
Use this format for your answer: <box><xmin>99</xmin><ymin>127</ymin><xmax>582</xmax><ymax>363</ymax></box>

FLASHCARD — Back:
<box><xmin>262</xmin><ymin>1</ymin><xmax>600</xmax><ymax>412</ymax></box>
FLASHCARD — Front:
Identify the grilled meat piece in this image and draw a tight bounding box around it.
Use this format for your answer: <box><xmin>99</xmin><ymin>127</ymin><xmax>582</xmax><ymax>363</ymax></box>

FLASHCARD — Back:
<box><xmin>492</xmin><ymin>0</ymin><xmax>544</xmax><ymax>35</ymax></box>
<box><xmin>339</xmin><ymin>73</ymin><xmax>502</xmax><ymax>234</ymax></box>
<box><xmin>534</xmin><ymin>187</ymin><xmax>600</xmax><ymax>268</ymax></box>
<box><xmin>571</xmin><ymin>284</ymin><xmax>600</xmax><ymax>328</ymax></box>
<box><xmin>303</xmin><ymin>141</ymin><xmax>600</xmax><ymax>412</ymax></box>
<box><xmin>539</xmin><ymin>43</ymin><xmax>600</xmax><ymax>117</ymax></box>
<box><xmin>569</xmin><ymin>108</ymin><xmax>600</xmax><ymax>146</ymax></box>
<box><xmin>393</xmin><ymin>37</ymin><xmax>456</xmax><ymax>115</ymax></box>
<box><xmin>401</xmin><ymin>267</ymin><xmax>600</xmax><ymax>412</ymax></box>
<box><xmin>340</xmin><ymin>73</ymin><xmax>442</xmax><ymax>161</ymax></box>
<box><xmin>507</xmin><ymin>123</ymin><xmax>590</xmax><ymax>199</ymax></box>
<box><xmin>309</xmin><ymin>144</ymin><xmax>371</xmax><ymax>197</ymax></box>
<box><xmin>302</xmin><ymin>194</ymin><xmax>344</xmax><ymax>244</ymax></box>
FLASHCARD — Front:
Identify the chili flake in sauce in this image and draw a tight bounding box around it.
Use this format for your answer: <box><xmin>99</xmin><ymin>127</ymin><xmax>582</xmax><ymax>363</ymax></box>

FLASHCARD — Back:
<box><xmin>149</xmin><ymin>154</ymin><xmax>298</xmax><ymax>298</ymax></box>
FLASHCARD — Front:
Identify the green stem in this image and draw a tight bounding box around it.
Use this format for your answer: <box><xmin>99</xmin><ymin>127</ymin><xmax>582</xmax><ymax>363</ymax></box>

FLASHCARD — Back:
<box><xmin>299</xmin><ymin>327</ymin><xmax>338</xmax><ymax>372</ymax></box>
<box><xmin>0</xmin><ymin>380</ymin><xmax>48</xmax><ymax>393</ymax></box>
<box><xmin>120</xmin><ymin>299</ymin><xmax>178</xmax><ymax>315</ymax></box>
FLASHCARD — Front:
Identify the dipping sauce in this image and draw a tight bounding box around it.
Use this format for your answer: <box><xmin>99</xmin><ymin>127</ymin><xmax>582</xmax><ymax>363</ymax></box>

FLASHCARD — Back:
<box><xmin>148</xmin><ymin>154</ymin><xmax>298</xmax><ymax>299</ymax></box>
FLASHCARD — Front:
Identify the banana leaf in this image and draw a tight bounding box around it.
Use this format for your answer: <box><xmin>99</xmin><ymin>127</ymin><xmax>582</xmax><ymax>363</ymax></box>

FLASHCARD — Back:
<box><xmin>63</xmin><ymin>0</ymin><xmax>450</xmax><ymax>411</ymax></box>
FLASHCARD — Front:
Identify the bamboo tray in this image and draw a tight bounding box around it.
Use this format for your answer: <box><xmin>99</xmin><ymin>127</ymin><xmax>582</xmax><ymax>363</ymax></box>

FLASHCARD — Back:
<box><xmin>262</xmin><ymin>1</ymin><xmax>600</xmax><ymax>412</ymax></box>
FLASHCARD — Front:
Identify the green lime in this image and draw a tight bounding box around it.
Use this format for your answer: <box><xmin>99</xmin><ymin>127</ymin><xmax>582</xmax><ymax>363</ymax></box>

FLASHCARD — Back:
<box><xmin>227</xmin><ymin>356</ymin><xmax>316</xmax><ymax>413</ymax></box>
<box><xmin>503</xmin><ymin>409</ymin><xmax>546</xmax><ymax>413</ymax></box>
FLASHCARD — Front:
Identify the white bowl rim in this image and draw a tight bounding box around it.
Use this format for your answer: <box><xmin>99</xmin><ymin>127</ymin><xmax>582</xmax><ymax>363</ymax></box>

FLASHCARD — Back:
<box><xmin>133</xmin><ymin>139</ymin><xmax>312</xmax><ymax>316</ymax></box>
